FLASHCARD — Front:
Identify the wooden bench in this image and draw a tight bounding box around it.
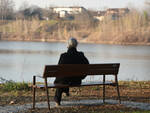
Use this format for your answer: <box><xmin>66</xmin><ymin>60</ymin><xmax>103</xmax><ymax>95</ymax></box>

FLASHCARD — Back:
<box><xmin>32</xmin><ymin>63</ymin><xmax>121</xmax><ymax>110</ymax></box>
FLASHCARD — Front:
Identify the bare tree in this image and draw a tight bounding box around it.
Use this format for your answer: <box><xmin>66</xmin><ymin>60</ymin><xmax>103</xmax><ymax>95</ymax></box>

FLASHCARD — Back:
<box><xmin>0</xmin><ymin>0</ymin><xmax>14</xmax><ymax>20</ymax></box>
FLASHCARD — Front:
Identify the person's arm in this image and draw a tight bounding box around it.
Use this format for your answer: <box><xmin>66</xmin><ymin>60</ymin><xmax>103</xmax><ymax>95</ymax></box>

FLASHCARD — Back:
<box><xmin>80</xmin><ymin>52</ymin><xmax>89</xmax><ymax>64</ymax></box>
<box><xmin>80</xmin><ymin>52</ymin><xmax>89</xmax><ymax>79</ymax></box>
<box><xmin>58</xmin><ymin>54</ymin><xmax>65</xmax><ymax>64</ymax></box>
<box><xmin>83</xmin><ymin>55</ymin><xmax>89</xmax><ymax>64</ymax></box>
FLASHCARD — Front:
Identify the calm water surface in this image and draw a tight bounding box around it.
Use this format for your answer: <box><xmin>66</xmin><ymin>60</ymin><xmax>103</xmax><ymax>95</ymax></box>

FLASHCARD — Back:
<box><xmin>0</xmin><ymin>41</ymin><xmax>150</xmax><ymax>82</ymax></box>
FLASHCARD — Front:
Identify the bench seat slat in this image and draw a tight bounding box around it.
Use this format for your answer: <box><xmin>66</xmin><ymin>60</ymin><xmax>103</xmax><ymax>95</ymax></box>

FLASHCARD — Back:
<box><xmin>36</xmin><ymin>81</ymin><xmax>115</xmax><ymax>88</ymax></box>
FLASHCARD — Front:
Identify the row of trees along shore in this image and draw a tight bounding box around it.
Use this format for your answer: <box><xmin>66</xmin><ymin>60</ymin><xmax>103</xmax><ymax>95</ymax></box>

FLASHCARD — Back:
<box><xmin>0</xmin><ymin>0</ymin><xmax>150</xmax><ymax>45</ymax></box>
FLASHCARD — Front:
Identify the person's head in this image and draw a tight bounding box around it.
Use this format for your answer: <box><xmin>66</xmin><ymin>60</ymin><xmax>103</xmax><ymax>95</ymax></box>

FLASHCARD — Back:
<box><xmin>67</xmin><ymin>37</ymin><xmax>78</xmax><ymax>49</ymax></box>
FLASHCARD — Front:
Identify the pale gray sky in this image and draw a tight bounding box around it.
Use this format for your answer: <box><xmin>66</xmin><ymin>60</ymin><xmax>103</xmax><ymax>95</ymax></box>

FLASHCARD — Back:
<box><xmin>14</xmin><ymin>0</ymin><xmax>147</xmax><ymax>10</ymax></box>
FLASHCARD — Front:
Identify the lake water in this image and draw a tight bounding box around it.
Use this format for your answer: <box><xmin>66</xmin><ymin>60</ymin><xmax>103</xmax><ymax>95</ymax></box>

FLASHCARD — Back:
<box><xmin>0</xmin><ymin>41</ymin><xmax>150</xmax><ymax>82</ymax></box>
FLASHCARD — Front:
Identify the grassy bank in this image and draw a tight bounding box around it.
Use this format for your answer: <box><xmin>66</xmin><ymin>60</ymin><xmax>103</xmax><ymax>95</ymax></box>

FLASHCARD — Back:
<box><xmin>0</xmin><ymin>81</ymin><xmax>30</xmax><ymax>92</ymax></box>
<box><xmin>0</xmin><ymin>10</ymin><xmax>150</xmax><ymax>45</ymax></box>
<box><xmin>0</xmin><ymin>80</ymin><xmax>149</xmax><ymax>104</ymax></box>
<box><xmin>0</xmin><ymin>80</ymin><xmax>149</xmax><ymax>92</ymax></box>
<box><xmin>0</xmin><ymin>77</ymin><xmax>30</xmax><ymax>92</ymax></box>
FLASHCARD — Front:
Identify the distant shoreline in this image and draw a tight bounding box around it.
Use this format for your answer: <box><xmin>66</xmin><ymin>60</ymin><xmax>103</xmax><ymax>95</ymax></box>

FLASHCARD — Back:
<box><xmin>1</xmin><ymin>38</ymin><xmax>150</xmax><ymax>46</ymax></box>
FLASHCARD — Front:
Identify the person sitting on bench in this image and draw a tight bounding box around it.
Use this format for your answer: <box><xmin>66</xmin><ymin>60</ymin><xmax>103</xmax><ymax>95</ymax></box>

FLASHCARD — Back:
<box><xmin>54</xmin><ymin>37</ymin><xmax>89</xmax><ymax>106</ymax></box>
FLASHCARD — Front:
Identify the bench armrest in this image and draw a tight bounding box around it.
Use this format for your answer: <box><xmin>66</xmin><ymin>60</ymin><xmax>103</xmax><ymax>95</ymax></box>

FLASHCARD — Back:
<box><xmin>33</xmin><ymin>75</ymin><xmax>43</xmax><ymax>79</ymax></box>
<box><xmin>32</xmin><ymin>75</ymin><xmax>44</xmax><ymax>87</ymax></box>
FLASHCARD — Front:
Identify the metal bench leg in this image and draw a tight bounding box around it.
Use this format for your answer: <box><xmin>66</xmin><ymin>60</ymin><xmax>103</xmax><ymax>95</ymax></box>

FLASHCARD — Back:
<box><xmin>33</xmin><ymin>76</ymin><xmax>36</xmax><ymax>109</ymax></box>
<box><xmin>45</xmin><ymin>78</ymin><xmax>50</xmax><ymax>111</ymax></box>
<box><xmin>103</xmin><ymin>75</ymin><xmax>105</xmax><ymax>103</ymax></box>
<box><xmin>115</xmin><ymin>75</ymin><xmax>121</xmax><ymax>104</ymax></box>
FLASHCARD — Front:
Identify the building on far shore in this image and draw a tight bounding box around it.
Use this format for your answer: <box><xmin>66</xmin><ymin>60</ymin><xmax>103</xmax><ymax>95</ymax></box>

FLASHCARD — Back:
<box><xmin>49</xmin><ymin>6</ymin><xmax>130</xmax><ymax>20</ymax></box>
<box><xmin>50</xmin><ymin>6</ymin><xmax>87</xmax><ymax>18</ymax></box>
<box><xmin>106</xmin><ymin>8</ymin><xmax>129</xmax><ymax>20</ymax></box>
<box><xmin>106</xmin><ymin>8</ymin><xmax>129</xmax><ymax>15</ymax></box>
<box><xmin>93</xmin><ymin>11</ymin><xmax>106</xmax><ymax>21</ymax></box>
<box><xmin>93</xmin><ymin>8</ymin><xmax>129</xmax><ymax>21</ymax></box>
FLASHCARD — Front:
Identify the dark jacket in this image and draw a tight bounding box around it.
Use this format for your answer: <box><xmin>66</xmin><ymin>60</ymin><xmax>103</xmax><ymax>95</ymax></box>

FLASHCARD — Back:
<box><xmin>54</xmin><ymin>47</ymin><xmax>89</xmax><ymax>85</ymax></box>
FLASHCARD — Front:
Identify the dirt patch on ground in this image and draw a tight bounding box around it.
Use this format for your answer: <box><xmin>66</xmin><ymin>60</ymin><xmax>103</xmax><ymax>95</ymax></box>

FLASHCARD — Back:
<box><xmin>0</xmin><ymin>81</ymin><xmax>150</xmax><ymax>112</ymax></box>
<box><xmin>0</xmin><ymin>81</ymin><xmax>150</xmax><ymax>106</ymax></box>
<box><xmin>24</xmin><ymin>104</ymin><xmax>146</xmax><ymax>113</ymax></box>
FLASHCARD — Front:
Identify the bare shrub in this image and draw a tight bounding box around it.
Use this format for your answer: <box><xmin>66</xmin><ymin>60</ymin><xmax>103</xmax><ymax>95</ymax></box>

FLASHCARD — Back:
<box><xmin>0</xmin><ymin>9</ymin><xmax>150</xmax><ymax>45</ymax></box>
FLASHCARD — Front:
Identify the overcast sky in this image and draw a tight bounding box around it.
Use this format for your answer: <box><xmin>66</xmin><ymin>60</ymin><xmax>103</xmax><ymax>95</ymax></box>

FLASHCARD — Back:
<box><xmin>14</xmin><ymin>0</ymin><xmax>147</xmax><ymax>10</ymax></box>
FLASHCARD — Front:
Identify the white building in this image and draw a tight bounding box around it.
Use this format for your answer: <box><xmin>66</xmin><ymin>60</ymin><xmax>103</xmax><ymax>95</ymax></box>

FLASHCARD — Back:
<box><xmin>94</xmin><ymin>16</ymin><xmax>105</xmax><ymax>21</ymax></box>
<box><xmin>50</xmin><ymin>7</ymin><xmax>86</xmax><ymax>18</ymax></box>
<box><xmin>59</xmin><ymin>10</ymin><xmax>68</xmax><ymax>17</ymax></box>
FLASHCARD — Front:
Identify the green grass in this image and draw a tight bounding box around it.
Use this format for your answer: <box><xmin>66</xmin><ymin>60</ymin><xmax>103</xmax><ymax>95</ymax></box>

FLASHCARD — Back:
<box><xmin>0</xmin><ymin>81</ymin><xmax>30</xmax><ymax>91</ymax></box>
<box><xmin>129</xmin><ymin>111</ymin><xmax>150</xmax><ymax>113</ymax></box>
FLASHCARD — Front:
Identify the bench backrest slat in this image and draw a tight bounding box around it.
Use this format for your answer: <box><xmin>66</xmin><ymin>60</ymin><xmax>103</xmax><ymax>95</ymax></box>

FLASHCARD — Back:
<box><xmin>43</xmin><ymin>63</ymin><xmax>120</xmax><ymax>78</ymax></box>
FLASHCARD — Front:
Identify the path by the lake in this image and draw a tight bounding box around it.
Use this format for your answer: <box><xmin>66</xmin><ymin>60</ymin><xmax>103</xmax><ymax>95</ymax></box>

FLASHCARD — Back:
<box><xmin>0</xmin><ymin>99</ymin><xmax>150</xmax><ymax>113</ymax></box>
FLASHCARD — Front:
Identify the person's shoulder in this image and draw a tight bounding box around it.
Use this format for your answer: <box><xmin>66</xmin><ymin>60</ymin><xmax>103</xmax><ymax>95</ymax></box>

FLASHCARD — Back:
<box><xmin>78</xmin><ymin>51</ymin><xmax>85</xmax><ymax>56</ymax></box>
<box><xmin>60</xmin><ymin>52</ymin><xmax>67</xmax><ymax>57</ymax></box>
